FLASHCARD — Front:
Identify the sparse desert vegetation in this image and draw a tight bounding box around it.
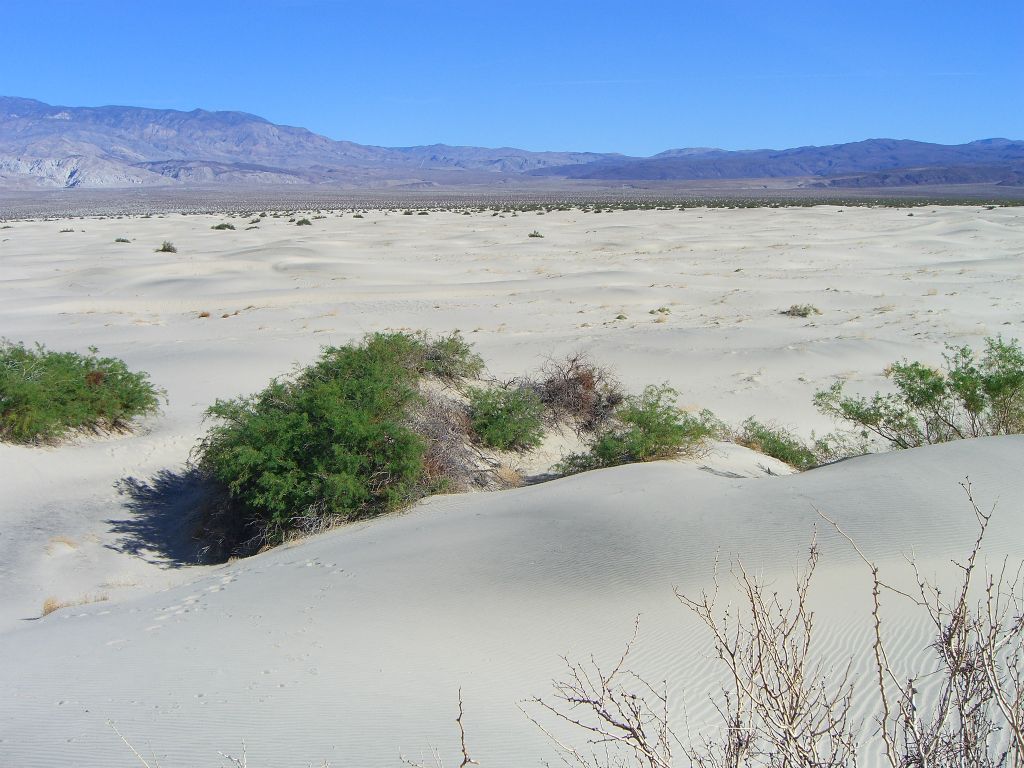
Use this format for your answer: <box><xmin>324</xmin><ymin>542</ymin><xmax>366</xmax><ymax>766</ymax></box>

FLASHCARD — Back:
<box><xmin>0</xmin><ymin>341</ymin><xmax>162</xmax><ymax>444</ymax></box>
<box><xmin>558</xmin><ymin>385</ymin><xmax>721</xmax><ymax>473</ymax></box>
<box><xmin>155</xmin><ymin>240</ymin><xmax>177</xmax><ymax>252</ymax></box>
<box><xmin>781</xmin><ymin>303</ymin><xmax>822</xmax><ymax>318</ymax></box>
<box><xmin>40</xmin><ymin>593</ymin><xmax>108</xmax><ymax>617</ymax></box>
<box><xmin>3</xmin><ymin>205</ymin><xmax>1024</xmax><ymax>768</ymax></box>
<box><xmin>815</xmin><ymin>336</ymin><xmax>1024</xmax><ymax>449</ymax></box>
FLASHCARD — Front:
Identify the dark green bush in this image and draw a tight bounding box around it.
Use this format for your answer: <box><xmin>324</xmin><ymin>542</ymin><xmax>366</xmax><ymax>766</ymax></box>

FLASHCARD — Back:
<box><xmin>814</xmin><ymin>336</ymin><xmax>1024</xmax><ymax>449</ymax></box>
<box><xmin>156</xmin><ymin>241</ymin><xmax>177</xmax><ymax>253</ymax></box>
<box><xmin>0</xmin><ymin>342</ymin><xmax>161</xmax><ymax>443</ymax></box>
<box><xmin>422</xmin><ymin>331</ymin><xmax>484</xmax><ymax>380</ymax></box>
<box><xmin>468</xmin><ymin>386</ymin><xmax>545</xmax><ymax>451</ymax></box>
<box><xmin>736</xmin><ymin>418</ymin><xmax>818</xmax><ymax>470</ymax></box>
<box><xmin>193</xmin><ymin>331</ymin><xmax>486</xmax><ymax>552</ymax></box>
<box><xmin>114</xmin><ymin>237</ymin><xmax>131</xmax><ymax>243</ymax></box>
<box><xmin>211</xmin><ymin>223</ymin><xmax>236</xmax><ymax>230</ymax></box>
<box><xmin>296</xmin><ymin>218</ymin><xmax>312</xmax><ymax>226</ymax></box>
<box><xmin>559</xmin><ymin>385</ymin><xmax>716</xmax><ymax>473</ymax></box>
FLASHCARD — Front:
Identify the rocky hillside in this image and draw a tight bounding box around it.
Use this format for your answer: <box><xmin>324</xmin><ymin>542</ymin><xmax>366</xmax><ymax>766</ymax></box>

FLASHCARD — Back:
<box><xmin>2</xmin><ymin>96</ymin><xmax>1021</xmax><ymax>189</ymax></box>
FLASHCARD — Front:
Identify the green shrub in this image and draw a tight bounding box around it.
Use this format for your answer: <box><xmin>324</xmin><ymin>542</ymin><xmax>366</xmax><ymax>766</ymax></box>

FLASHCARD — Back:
<box><xmin>559</xmin><ymin>385</ymin><xmax>716</xmax><ymax>473</ymax></box>
<box><xmin>114</xmin><ymin>237</ymin><xmax>131</xmax><ymax>243</ymax></box>
<box><xmin>814</xmin><ymin>336</ymin><xmax>1024</xmax><ymax>449</ymax></box>
<box><xmin>295</xmin><ymin>218</ymin><xmax>312</xmax><ymax>226</ymax></box>
<box><xmin>193</xmin><ymin>331</ymin><xmax>487</xmax><ymax>552</ymax></box>
<box><xmin>528</xmin><ymin>230</ymin><xmax>544</xmax><ymax>238</ymax></box>
<box><xmin>422</xmin><ymin>331</ymin><xmax>485</xmax><ymax>380</ymax></box>
<box><xmin>468</xmin><ymin>386</ymin><xmax>545</xmax><ymax>451</ymax></box>
<box><xmin>736</xmin><ymin>418</ymin><xmax>818</xmax><ymax>470</ymax></box>
<box><xmin>0</xmin><ymin>342</ymin><xmax>161</xmax><ymax>443</ymax></box>
<box><xmin>155</xmin><ymin>241</ymin><xmax>177</xmax><ymax>253</ymax></box>
<box><xmin>195</xmin><ymin>334</ymin><xmax>432</xmax><ymax>548</ymax></box>
<box><xmin>781</xmin><ymin>304</ymin><xmax>821</xmax><ymax>318</ymax></box>
<box><xmin>211</xmin><ymin>223</ymin><xmax>235</xmax><ymax>230</ymax></box>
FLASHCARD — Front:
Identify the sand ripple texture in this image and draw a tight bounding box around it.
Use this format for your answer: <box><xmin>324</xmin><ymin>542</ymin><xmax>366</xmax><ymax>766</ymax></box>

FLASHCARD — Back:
<box><xmin>2</xmin><ymin>437</ymin><xmax>1023</xmax><ymax>767</ymax></box>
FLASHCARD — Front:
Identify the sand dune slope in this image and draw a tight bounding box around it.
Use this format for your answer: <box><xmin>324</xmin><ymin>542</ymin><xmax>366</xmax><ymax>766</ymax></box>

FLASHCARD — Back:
<box><xmin>2</xmin><ymin>436</ymin><xmax>1022</xmax><ymax>767</ymax></box>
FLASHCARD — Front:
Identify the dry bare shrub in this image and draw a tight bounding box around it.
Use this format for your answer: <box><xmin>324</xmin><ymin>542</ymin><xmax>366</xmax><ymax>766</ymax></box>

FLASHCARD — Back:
<box><xmin>677</xmin><ymin>544</ymin><xmax>858</xmax><ymax>768</ymax></box>
<box><xmin>822</xmin><ymin>481</ymin><xmax>1024</xmax><ymax>768</ymax></box>
<box><xmin>406</xmin><ymin>387</ymin><xmax>479</xmax><ymax>493</ymax></box>
<box><xmin>530</xmin><ymin>481</ymin><xmax>1023</xmax><ymax>768</ymax></box>
<box><xmin>522</xmin><ymin>618</ymin><xmax>675</xmax><ymax>768</ymax></box>
<box><xmin>531</xmin><ymin>353</ymin><xmax>623</xmax><ymax>433</ymax></box>
<box><xmin>41</xmin><ymin>593</ymin><xmax>108</xmax><ymax>617</ymax></box>
<box><xmin>402</xmin><ymin>689</ymin><xmax>478</xmax><ymax>768</ymax></box>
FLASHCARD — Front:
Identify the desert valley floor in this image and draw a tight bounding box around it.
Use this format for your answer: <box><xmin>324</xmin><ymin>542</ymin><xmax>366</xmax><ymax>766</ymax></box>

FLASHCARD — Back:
<box><xmin>2</xmin><ymin>204</ymin><xmax>1023</xmax><ymax>766</ymax></box>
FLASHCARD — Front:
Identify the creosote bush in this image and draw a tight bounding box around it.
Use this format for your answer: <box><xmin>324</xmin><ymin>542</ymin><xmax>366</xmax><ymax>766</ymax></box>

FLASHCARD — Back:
<box><xmin>155</xmin><ymin>240</ymin><xmax>177</xmax><ymax>253</ymax></box>
<box><xmin>421</xmin><ymin>331</ymin><xmax>484</xmax><ymax>380</ymax></box>
<box><xmin>559</xmin><ymin>385</ymin><xmax>718</xmax><ymax>473</ymax></box>
<box><xmin>815</xmin><ymin>336</ymin><xmax>1024</xmax><ymax>449</ymax></box>
<box><xmin>736</xmin><ymin>417</ymin><xmax>819</xmax><ymax>470</ymax></box>
<box><xmin>468</xmin><ymin>386</ymin><xmax>546</xmax><ymax>451</ymax></box>
<box><xmin>295</xmin><ymin>218</ymin><xmax>312</xmax><ymax>226</ymax></box>
<box><xmin>0</xmin><ymin>341</ymin><xmax>162</xmax><ymax>444</ymax></box>
<box><xmin>211</xmin><ymin>223</ymin><xmax>235</xmax><ymax>230</ymax></box>
<box><xmin>193</xmin><ymin>331</ymin><xmax>484</xmax><ymax>554</ymax></box>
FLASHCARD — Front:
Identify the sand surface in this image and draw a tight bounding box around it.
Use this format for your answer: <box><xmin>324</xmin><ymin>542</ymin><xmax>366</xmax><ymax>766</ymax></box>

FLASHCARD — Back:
<box><xmin>1</xmin><ymin>206</ymin><xmax>1023</xmax><ymax>765</ymax></box>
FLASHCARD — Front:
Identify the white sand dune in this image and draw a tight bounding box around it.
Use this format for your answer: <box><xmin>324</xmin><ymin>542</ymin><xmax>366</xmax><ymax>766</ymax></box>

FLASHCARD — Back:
<box><xmin>2</xmin><ymin>438</ymin><xmax>1023</xmax><ymax>767</ymax></box>
<box><xmin>1</xmin><ymin>206</ymin><xmax>1023</xmax><ymax>764</ymax></box>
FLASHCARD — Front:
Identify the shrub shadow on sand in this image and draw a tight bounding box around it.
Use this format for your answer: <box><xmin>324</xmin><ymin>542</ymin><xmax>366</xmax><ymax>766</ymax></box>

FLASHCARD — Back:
<box><xmin>108</xmin><ymin>469</ymin><xmax>211</xmax><ymax>567</ymax></box>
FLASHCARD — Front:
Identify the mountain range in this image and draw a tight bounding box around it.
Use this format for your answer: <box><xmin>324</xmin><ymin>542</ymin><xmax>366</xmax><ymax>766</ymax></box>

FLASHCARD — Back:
<box><xmin>1</xmin><ymin>96</ymin><xmax>1022</xmax><ymax>190</ymax></box>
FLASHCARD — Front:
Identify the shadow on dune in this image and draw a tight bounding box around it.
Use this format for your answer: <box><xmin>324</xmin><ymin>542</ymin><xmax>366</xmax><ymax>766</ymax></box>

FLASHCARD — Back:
<box><xmin>108</xmin><ymin>469</ymin><xmax>210</xmax><ymax>567</ymax></box>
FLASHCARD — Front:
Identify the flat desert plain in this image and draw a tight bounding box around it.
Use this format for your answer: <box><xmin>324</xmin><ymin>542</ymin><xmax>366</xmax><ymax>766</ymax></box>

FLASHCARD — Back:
<box><xmin>1</xmin><ymin>205</ymin><xmax>1024</xmax><ymax>766</ymax></box>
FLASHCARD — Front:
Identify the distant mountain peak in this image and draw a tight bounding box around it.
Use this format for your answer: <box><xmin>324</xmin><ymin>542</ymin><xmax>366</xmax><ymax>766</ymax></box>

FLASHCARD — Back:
<box><xmin>1</xmin><ymin>96</ymin><xmax>1021</xmax><ymax>190</ymax></box>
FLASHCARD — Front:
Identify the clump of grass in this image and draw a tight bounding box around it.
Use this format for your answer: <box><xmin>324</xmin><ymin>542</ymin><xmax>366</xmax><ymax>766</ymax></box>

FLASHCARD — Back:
<box><xmin>559</xmin><ymin>385</ymin><xmax>717</xmax><ymax>473</ymax></box>
<box><xmin>0</xmin><ymin>342</ymin><xmax>162</xmax><ymax>444</ymax></box>
<box><xmin>295</xmin><ymin>218</ymin><xmax>312</xmax><ymax>226</ymax></box>
<box><xmin>815</xmin><ymin>335</ymin><xmax>1024</xmax><ymax>449</ymax></box>
<box><xmin>781</xmin><ymin>304</ymin><xmax>821</xmax><ymax>318</ymax></box>
<box><xmin>59</xmin><ymin>228</ymin><xmax>75</xmax><ymax>233</ymax></box>
<box><xmin>528</xmin><ymin>230</ymin><xmax>544</xmax><ymax>238</ymax></box>
<box><xmin>211</xmin><ymin>223</ymin><xmax>236</xmax><ymax>230</ymax></box>
<box><xmin>114</xmin><ymin>237</ymin><xmax>131</xmax><ymax>243</ymax></box>
<box><xmin>736</xmin><ymin>418</ymin><xmax>818</xmax><ymax>470</ymax></box>
<box><xmin>468</xmin><ymin>386</ymin><xmax>546</xmax><ymax>451</ymax></box>
<box><xmin>155</xmin><ymin>241</ymin><xmax>177</xmax><ymax>253</ymax></box>
<box><xmin>353</xmin><ymin>213</ymin><xmax>364</xmax><ymax>218</ymax></box>
<box><xmin>41</xmin><ymin>594</ymin><xmax>108</xmax><ymax>617</ymax></box>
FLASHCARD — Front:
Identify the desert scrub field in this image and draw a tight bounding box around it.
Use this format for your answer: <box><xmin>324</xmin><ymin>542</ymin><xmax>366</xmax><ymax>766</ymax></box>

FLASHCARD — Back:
<box><xmin>0</xmin><ymin>341</ymin><xmax>162</xmax><ymax>443</ymax></box>
<box><xmin>190</xmin><ymin>333</ymin><xmax>726</xmax><ymax>556</ymax></box>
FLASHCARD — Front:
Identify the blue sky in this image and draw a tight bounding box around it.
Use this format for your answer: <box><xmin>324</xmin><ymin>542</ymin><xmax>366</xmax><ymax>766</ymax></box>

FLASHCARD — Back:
<box><xmin>3</xmin><ymin>1</ymin><xmax>1021</xmax><ymax>155</ymax></box>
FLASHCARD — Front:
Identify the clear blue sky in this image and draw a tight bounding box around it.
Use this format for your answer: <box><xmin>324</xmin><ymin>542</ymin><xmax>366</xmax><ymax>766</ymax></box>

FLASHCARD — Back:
<box><xmin>3</xmin><ymin>1</ymin><xmax>1021</xmax><ymax>155</ymax></box>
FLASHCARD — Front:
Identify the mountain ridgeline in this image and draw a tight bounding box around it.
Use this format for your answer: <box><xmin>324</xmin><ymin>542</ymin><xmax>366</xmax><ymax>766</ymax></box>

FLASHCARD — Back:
<box><xmin>1</xmin><ymin>96</ymin><xmax>1021</xmax><ymax>190</ymax></box>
